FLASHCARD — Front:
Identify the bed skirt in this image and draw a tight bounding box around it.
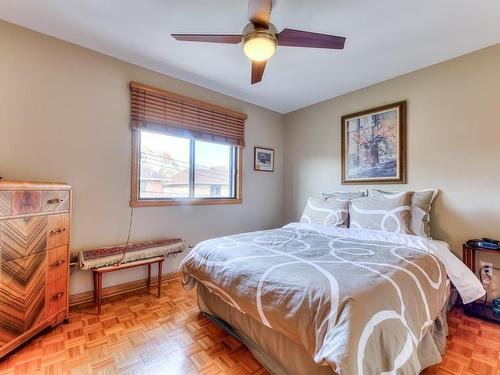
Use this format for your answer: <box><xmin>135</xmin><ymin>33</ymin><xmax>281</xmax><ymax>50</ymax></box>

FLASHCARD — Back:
<box><xmin>196</xmin><ymin>282</ymin><xmax>450</xmax><ymax>375</ymax></box>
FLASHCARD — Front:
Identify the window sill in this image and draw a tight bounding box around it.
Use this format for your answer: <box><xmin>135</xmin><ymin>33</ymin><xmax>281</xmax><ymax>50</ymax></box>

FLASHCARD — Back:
<box><xmin>130</xmin><ymin>198</ymin><xmax>243</xmax><ymax>207</ymax></box>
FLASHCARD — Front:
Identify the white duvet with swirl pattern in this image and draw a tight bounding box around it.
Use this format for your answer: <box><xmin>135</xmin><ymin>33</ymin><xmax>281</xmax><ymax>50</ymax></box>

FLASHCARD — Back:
<box><xmin>180</xmin><ymin>223</ymin><xmax>484</xmax><ymax>375</ymax></box>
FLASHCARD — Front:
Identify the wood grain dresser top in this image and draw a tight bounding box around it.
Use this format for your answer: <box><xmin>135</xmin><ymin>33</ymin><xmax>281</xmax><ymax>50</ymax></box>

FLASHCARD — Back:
<box><xmin>0</xmin><ymin>181</ymin><xmax>71</xmax><ymax>191</ymax></box>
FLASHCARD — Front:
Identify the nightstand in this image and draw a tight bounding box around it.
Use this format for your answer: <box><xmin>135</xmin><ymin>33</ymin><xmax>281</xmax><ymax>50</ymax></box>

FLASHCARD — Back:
<box><xmin>462</xmin><ymin>243</ymin><xmax>500</xmax><ymax>324</ymax></box>
<box><xmin>462</xmin><ymin>243</ymin><xmax>499</xmax><ymax>272</ymax></box>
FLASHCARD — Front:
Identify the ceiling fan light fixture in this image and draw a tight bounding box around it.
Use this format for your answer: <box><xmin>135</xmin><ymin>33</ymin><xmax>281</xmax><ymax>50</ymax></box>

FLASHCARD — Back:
<box><xmin>243</xmin><ymin>31</ymin><xmax>277</xmax><ymax>62</ymax></box>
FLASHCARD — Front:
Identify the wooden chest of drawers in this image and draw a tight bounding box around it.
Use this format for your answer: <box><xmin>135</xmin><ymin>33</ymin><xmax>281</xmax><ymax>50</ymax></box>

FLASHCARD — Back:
<box><xmin>0</xmin><ymin>181</ymin><xmax>71</xmax><ymax>358</ymax></box>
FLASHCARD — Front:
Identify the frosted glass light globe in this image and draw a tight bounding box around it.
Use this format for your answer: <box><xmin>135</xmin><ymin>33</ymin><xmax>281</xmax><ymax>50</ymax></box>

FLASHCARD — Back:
<box><xmin>243</xmin><ymin>34</ymin><xmax>277</xmax><ymax>62</ymax></box>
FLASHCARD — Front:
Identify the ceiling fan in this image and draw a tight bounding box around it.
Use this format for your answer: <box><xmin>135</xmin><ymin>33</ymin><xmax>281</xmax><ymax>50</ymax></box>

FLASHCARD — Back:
<box><xmin>171</xmin><ymin>0</ymin><xmax>346</xmax><ymax>84</ymax></box>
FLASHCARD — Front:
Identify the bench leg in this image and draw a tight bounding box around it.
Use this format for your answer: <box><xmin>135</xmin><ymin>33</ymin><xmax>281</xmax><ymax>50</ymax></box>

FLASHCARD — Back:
<box><xmin>147</xmin><ymin>263</ymin><xmax>151</xmax><ymax>289</ymax></box>
<box><xmin>157</xmin><ymin>259</ymin><xmax>163</xmax><ymax>298</ymax></box>
<box><xmin>93</xmin><ymin>271</ymin><xmax>97</xmax><ymax>303</ymax></box>
<box><xmin>97</xmin><ymin>273</ymin><xmax>103</xmax><ymax>315</ymax></box>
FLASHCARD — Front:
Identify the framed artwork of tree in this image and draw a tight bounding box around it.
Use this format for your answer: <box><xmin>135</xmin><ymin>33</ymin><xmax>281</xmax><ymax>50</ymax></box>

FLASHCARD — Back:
<box><xmin>341</xmin><ymin>101</ymin><xmax>406</xmax><ymax>184</ymax></box>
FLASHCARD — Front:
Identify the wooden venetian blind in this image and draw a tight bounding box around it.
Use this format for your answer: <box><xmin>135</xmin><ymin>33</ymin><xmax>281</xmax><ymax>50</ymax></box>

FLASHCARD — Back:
<box><xmin>130</xmin><ymin>82</ymin><xmax>247</xmax><ymax>147</ymax></box>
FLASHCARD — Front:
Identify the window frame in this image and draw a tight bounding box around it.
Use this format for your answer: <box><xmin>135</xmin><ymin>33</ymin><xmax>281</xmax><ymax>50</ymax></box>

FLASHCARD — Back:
<box><xmin>130</xmin><ymin>129</ymin><xmax>243</xmax><ymax>207</ymax></box>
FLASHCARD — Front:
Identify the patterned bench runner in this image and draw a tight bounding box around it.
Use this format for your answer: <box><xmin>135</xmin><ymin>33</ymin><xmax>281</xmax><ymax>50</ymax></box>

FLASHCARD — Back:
<box><xmin>79</xmin><ymin>238</ymin><xmax>184</xmax><ymax>270</ymax></box>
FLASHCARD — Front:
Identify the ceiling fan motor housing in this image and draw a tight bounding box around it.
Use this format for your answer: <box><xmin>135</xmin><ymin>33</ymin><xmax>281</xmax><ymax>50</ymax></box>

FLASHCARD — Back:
<box><xmin>243</xmin><ymin>22</ymin><xmax>278</xmax><ymax>44</ymax></box>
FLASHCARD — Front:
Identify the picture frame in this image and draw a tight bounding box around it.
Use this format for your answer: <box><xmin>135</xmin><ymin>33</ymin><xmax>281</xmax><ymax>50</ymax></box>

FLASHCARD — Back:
<box><xmin>341</xmin><ymin>101</ymin><xmax>406</xmax><ymax>184</ymax></box>
<box><xmin>254</xmin><ymin>146</ymin><xmax>274</xmax><ymax>172</ymax></box>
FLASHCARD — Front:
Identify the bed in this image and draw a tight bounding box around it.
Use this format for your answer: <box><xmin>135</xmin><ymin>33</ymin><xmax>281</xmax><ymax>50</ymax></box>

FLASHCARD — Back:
<box><xmin>180</xmin><ymin>223</ymin><xmax>484</xmax><ymax>375</ymax></box>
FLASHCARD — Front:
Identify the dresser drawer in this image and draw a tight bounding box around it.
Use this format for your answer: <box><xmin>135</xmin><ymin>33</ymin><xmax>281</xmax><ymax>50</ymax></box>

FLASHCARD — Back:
<box><xmin>42</xmin><ymin>191</ymin><xmax>70</xmax><ymax>213</ymax></box>
<box><xmin>0</xmin><ymin>252</ymin><xmax>46</xmax><ymax>343</ymax></box>
<box><xmin>11</xmin><ymin>191</ymin><xmax>42</xmax><ymax>216</ymax></box>
<box><xmin>47</xmin><ymin>214</ymin><xmax>69</xmax><ymax>250</ymax></box>
<box><xmin>0</xmin><ymin>216</ymin><xmax>48</xmax><ymax>263</ymax></box>
<box><xmin>0</xmin><ymin>192</ymin><xmax>12</xmax><ymax>217</ymax></box>
<box><xmin>45</xmin><ymin>276</ymin><xmax>67</xmax><ymax>318</ymax></box>
<box><xmin>46</xmin><ymin>246</ymin><xmax>68</xmax><ymax>283</ymax></box>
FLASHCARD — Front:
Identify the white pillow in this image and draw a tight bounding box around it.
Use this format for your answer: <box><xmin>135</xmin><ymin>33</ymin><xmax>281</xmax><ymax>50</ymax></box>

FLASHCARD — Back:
<box><xmin>321</xmin><ymin>190</ymin><xmax>367</xmax><ymax>200</ymax></box>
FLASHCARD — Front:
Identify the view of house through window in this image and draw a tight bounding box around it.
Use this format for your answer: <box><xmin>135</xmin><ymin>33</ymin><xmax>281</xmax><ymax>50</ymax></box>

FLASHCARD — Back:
<box><xmin>194</xmin><ymin>140</ymin><xmax>234</xmax><ymax>198</ymax></box>
<box><xmin>139</xmin><ymin>130</ymin><xmax>237</xmax><ymax>200</ymax></box>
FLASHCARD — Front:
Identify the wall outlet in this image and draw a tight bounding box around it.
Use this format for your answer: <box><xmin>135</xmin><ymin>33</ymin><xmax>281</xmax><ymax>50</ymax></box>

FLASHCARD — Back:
<box><xmin>481</xmin><ymin>261</ymin><xmax>493</xmax><ymax>278</ymax></box>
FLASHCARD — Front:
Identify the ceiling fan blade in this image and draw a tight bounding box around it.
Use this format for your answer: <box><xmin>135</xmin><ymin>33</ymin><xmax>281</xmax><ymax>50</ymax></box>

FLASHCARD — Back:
<box><xmin>251</xmin><ymin>60</ymin><xmax>267</xmax><ymax>84</ymax></box>
<box><xmin>248</xmin><ymin>0</ymin><xmax>272</xmax><ymax>28</ymax></box>
<box><xmin>172</xmin><ymin>34</ymin><xmax>242</xmax><ymax>44</ymax></box>
<box><xmin>278</xmin><ymin>28</ymin><xmax>346</xmax><ymax>49</ymax></box>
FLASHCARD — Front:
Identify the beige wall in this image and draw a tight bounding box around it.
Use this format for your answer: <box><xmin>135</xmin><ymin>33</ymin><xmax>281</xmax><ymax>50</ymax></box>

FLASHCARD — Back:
<box><xmin>0</xmin><ymin>21</ymin><xmax>285</xmax><ymax>295</ymax></box>
<box><xmin>284</xmin><ymin>43</ymin><xmax>500</xmax><ymax>299</ymax></box>
<box><xmin>2</xmin><ymin>19</ymin><xmax>499</xmax><ymax>300</ymax></box>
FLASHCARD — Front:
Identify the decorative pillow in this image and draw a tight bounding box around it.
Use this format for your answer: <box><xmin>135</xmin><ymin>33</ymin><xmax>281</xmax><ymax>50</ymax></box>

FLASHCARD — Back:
<box><xmin>349</xmin><ymin>192</ymin><xmax>414</xmax><ymax>234</ymax></box>
<box><xmin>368</xmin><ymin>189</ymin><xmax>438</xmax><ymax>237</ymax></box>
<box><xmin>300</xmin><ymin>197</ymin><xmax>349</xmax><ymax>227</ymax></box>
<box><xmin>321</xmin><ymin>190</ymin><xmax>367</xmax><ymax>200</ymax></box>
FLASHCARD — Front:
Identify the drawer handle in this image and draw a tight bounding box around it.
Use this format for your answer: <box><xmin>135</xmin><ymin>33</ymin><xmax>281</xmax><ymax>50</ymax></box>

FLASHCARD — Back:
<box><xmin>47</xmin><ymin>198</ymin><xmax>64</xmax><ymax>204</ymax></box>
<box><xmin>51</xmin><ymin>292</ymin><xmax>64</xmax><ymax>301</ymax></box>
<box><xmin>50</xmin><ymin>227</ymin><xmax>66</xmax><ymax>234</ymax></box>
<box><xmin>51</xmin><ymin>259</ymin><xmax>66</xmax><ymax>267</ymax></box>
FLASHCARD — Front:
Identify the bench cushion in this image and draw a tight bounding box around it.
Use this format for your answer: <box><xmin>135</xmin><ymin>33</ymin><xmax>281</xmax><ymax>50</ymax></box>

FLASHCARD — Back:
<box><xmin>79</xmin><ymin>239</ymin><xmax>184</xmax><ymax>270</ymax></box>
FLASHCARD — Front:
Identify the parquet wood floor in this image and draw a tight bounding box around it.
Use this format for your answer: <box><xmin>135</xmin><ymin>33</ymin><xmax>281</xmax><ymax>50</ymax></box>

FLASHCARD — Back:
<box><xmin>0</xmin><ymin>276</ymin><xmax>498</xmax><ymax>375</ymax></box>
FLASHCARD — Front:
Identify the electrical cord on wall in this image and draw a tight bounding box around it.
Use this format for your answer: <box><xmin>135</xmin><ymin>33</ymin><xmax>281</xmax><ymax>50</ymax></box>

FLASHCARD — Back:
<box><xmin>112</xmin><ymin>152</ymin><xmax>135</xmax><ymax>267</ymax></box>
<box><xmin>113</xmin><ymin>206</ymin><xmax>135</xmax><ymax>267</ymax></box>
<box><xmin>125</xmin><ymin>206</ymin><xmax>134</xmax><ymax>246</ymax></box>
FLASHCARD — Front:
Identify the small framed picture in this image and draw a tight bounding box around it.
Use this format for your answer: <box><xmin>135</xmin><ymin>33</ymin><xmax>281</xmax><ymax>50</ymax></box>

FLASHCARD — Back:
<box><xmin>254</xmin><ymin>147</ymin><xmax>274</xmax><ymax>172</ymax></box>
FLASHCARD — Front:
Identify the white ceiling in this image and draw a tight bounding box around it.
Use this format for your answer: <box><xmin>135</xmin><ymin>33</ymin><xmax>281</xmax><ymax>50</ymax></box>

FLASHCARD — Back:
<box><xmin>1</xmin><ymin>0</ymin><xmax>500</xmax><ymax>113</ymax></box>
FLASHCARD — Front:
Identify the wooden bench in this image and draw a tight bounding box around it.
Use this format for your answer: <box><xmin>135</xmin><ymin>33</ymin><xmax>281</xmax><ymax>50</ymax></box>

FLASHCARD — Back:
<box><xmin>92</xmin><ymin>256</ymin><xmax>164</xmax><ymax>314</ymax></box>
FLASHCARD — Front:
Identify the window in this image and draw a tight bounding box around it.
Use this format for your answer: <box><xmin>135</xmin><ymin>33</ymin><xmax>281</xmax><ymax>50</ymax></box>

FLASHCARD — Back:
<box><xmin>130</xmin><ymin>82</ymin><xmax>245</xmax><ymax>207</ymax></box>
<box><xmin>137</xmin><ymin>130</ymin><xmax>240</xmax><ymax>203</ymax></box>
